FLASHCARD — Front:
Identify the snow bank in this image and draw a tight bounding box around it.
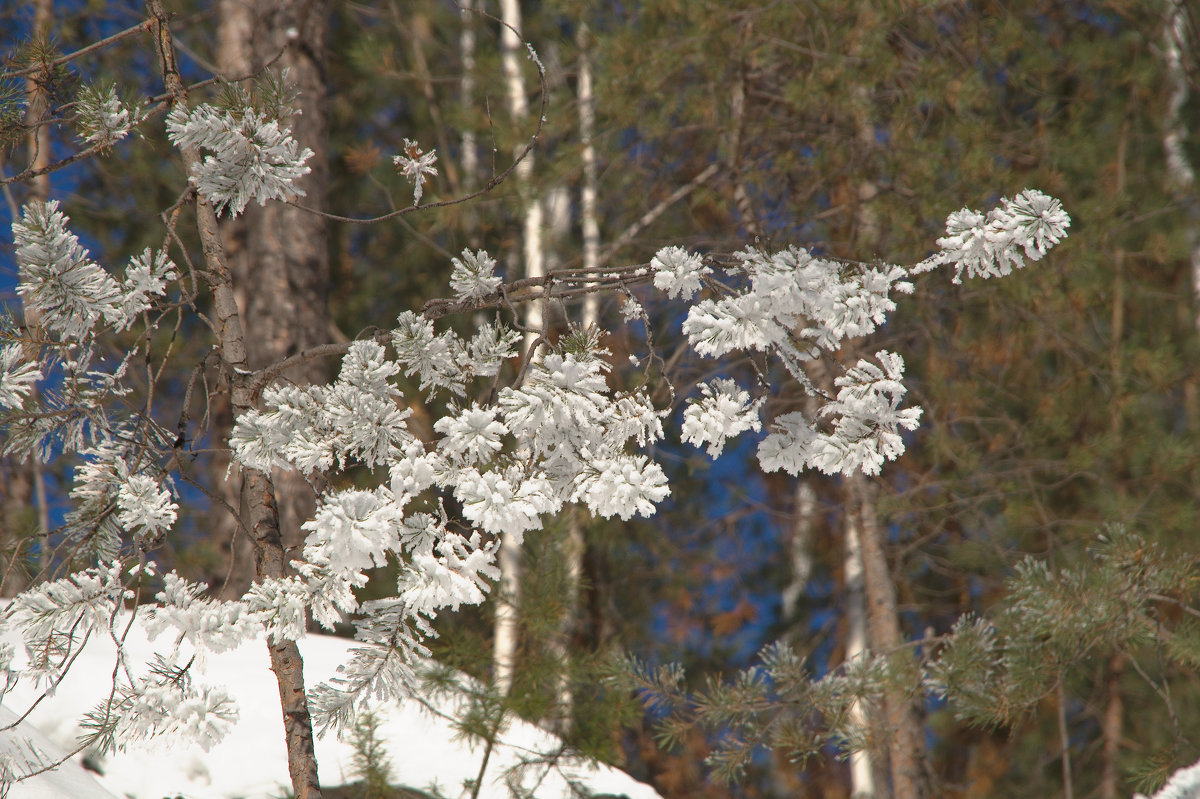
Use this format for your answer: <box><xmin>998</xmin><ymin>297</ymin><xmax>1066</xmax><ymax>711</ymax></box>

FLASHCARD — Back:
<box><xmin>0</xmin><ymin>614</ymin><xmax>660</xmax><ymax>799</ymax></box>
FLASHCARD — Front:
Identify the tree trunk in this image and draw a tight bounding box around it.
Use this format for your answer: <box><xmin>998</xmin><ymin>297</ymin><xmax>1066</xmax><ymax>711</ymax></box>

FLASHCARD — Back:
<box><xmin>209</xmin><ymin>0</ymin><xmax>256</xmax><ymax>600</ymax></box>
<box><xmin>1161</xmin><ymin>0</ymin><xmax>1200</xmax><ymax>335</ymax></box>
<box><xmin>494</xmin><ymin>0</ymin><xmax>539</xmax><ymax>697</ymax></box>
<box><xmin>1099</xmin><ymin>653</ymin><xmax>1125</xmax><ymax>799</ymax></box>
<box><xmin>553</xmin><ymin>513</ymin><xmax>584</xmax><ymax>733</ymax></box>
<box><xmin>850</xmin><ymin>474</ymin><xmax>925</xmax><ymax>799</ymax></box>
<box><xmin>2</xmin><ymin>0</ymin><xmax>54</xmax><ymax>597</ymax></box>
<box><xmin>213</xmin><ymin>0</ymin><xmax>331</xmax><ymax>600</ymax></box>
<box><xmin>548</xmin><ymin>26</ymin><xmax>602</xmax><ymax>730</ymax></box>
<box><xmin>578</xmin><ymin>22</ymin><xmax>600</xmax><ymax>328</ymax></box>
<box><xmin>148</xmin><ymin>5</ymin><xmax>322</xmax><ymax>795</ymax></box>
<box><xmin>844</xmin><ymin>508</ymin><xmax>876</xmax><ymax>799</ymax></box>
<box><xmin>493</xmin><ymin>534</ymin><xmax>520</xmax><ymax>696</ymax></box>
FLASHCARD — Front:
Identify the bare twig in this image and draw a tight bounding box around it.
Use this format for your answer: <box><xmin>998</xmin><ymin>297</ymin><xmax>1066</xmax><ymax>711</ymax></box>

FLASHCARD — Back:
<box><xmin>5</xmin><ymin>19</ymin><xmax>153</xmax><ymax>79</ymax></box>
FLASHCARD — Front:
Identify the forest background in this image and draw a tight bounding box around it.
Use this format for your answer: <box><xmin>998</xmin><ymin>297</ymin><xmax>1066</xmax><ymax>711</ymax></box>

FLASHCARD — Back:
<box><xmin>0</xmin><ymin>1</ymin><xmax>1198</xmax><ymax>798</ymax></box>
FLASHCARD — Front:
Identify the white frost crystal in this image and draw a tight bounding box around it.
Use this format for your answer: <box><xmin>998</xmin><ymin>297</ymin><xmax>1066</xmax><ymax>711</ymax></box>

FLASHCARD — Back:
<box><xmin>449</xmin><ymin>249</ymin><xmax>502</xmax><ymax>301</ymax></box>
<box><xmin>166</xmin><ymin>104</ymin><xmax>313</xmax><ymax>217</ymax></box>
<box><xmin>681</xmin><ymin>379</ymin><xmax>763</xmax><ymax>458</ymax></box>
<box><xmin>652</xmin><ymin>245</ymin><xmax>710</xmax><ymax>299</ymax></box>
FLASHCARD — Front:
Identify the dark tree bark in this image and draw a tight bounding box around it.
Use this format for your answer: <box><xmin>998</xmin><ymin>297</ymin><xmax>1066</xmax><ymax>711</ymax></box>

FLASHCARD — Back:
<box><xmin>212</xmin><ymin>0</ymin><xmax>331</xmax><ymax>600</ymax></box>
<box><xmin>149</xmin><ymin>4</ymin><xmax>323</xmax><ymax>795</ymax></box>
<box><xmin>1</xmin><ymin>0</ymin><xmax>54</xmax><ymax>597</ymax></box>
<box><xmin>850</xmin><ymin>474</ymin><xmax>926</xmax><ymax>799</ymax></box>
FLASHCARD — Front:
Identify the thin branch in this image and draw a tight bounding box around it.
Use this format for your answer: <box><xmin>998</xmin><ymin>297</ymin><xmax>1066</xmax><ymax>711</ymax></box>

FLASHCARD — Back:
<box><xmin>5</xmin><ymin>19</ymin><xmax>153</xmax><ymax>79</ymax></box>
<box><xmin>596</xmin><ymin>163</ymin><xmax>720</xmax><ymax>268</ymax></box>
<box><xmin>286</xmin><ymin>3</ymin><xmax>548</xmax><ymax>226</ymax></box>
<box><xmin>1147</xmin><ymin>593</ymin><xmax>1200</xmax><ymax>620</ymax></box>
<box><xmin>248</xmin><ymin>337</ymin><xmax>385</xmax><ymax>395</ymax></box>
<box><xmin>1125</xmin><ymin>651</ymin><xmax>1183</xmax><ymax>746</ymax></box>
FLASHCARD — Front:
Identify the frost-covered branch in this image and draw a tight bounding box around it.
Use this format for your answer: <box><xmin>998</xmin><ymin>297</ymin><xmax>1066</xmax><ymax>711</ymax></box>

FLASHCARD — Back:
<box><xmin>0</xmin><ymin>6</ymin><xmax>1077</xmax><ymax>789</ymax></box>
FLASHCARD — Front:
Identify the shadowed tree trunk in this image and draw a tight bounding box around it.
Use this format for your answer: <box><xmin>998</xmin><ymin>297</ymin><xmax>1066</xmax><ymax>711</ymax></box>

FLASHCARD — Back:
<box><xmin>2</xmin><ymin>0</ymin><xmax>54</xmax><ymax>597</ymax></box>
<box><xmin>213</xmin><ymin>0</ymin><xmax>331</xmax><ymax>600</ymax></box>
<box><xmin>850</xmin><ymin>474</ymin><xmax>925</xmax><ymax>799</ymax></box>
<box><xmin>1161</xmin><ymin>0</ymin><xmax>1199</xmax><ymax>335</ymax></box>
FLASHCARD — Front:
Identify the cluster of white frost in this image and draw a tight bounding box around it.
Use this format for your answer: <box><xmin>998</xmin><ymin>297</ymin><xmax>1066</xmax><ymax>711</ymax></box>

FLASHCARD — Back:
<box><xmin>4</xmin><ymin>201</ymin><xmax>179</xmax><ymax>569</ymax></box>
<box><xmin>391</xmin><ymin>310</ymin><xmax>519</xmax><ymax>395</ymax></box>
<box><xmin>99</xmin><ymin>661</ymin><xmax>239</xmax><ymax>753</ymax></box>
<box><xmin>166</xmin><ymin>104</ymin><xmax>313</xmax><ymax>216</ymax></box>
<box><xmin>931</xmin><ymin>188</ymin><xmax>1071</xmax><ymax>283</ymax></box>
<box><xmin>75</xmin><ymin>84</ymin><xmax>138</xmax><ymax>148</ymax></box>
<box><xmin>658</xmin><ymin>188</ymin><xmax>1069</xmax><ymax>477</ymax></box>
<box><xmin>0</xmin><ymin>344</ymin><xmax>41</xmax><ymax>410</ymax></box>
<box><xmin>12</xmin><ymin>201</ymin><xmax>177</xmax><ymax>341</ymax></box>
<box><xmin>64</xmin><ymin>433</ymin><xmax>179</xmax><ymax>559</ymax></box>
<box><xmin>449</xmin><ymin>248</ymin><xmax>503</xmax><ymax>300</ymax></box>
<box><xmin>651</xmin><ymin>245</ymin><xmax>711</xmax><ymax>299</ymax></box>
<box><xmin>681</xmin><ymin>379</ymin><xmax>762</xmax><ymax>458</ymax></box>
<box><xmin>394</xmin><ymin>138</ymin><xmax>439</xmax><ymax>206</ymax></box>
<box><xmin>232</xmin><ymin>340</ymin><xmax>412</xmax><ymax>474</ymax></box>
<box><xmin>756</xmin><ymin>351</ymin><xmax>921</xmax><ymax>476</ymax></box>
<box><xmin>2</xmin><ymin>563</ymin><xmax>241</xmax><ymax>756</ymax></box>
<box><xmin>115</xmin><ymin>474</ymin><xmax>178</xmax><ymax>543</ymax></box>
<box><xmin>14</xmin><ymin>200</ymin><xmax>122</xmax><ymax>340</ymax></box>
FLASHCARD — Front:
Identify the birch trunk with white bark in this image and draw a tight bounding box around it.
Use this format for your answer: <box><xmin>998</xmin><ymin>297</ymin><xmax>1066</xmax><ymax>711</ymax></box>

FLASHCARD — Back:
<box><xmin>1162</xmin><ymin>0</ymin><xmax>1200</xmax><ymax>337</ymax></box>
<box><xmin>850</xmin><ymin>474</ymin><xmax>924</xmax><ymax>799</ymax></box>
<box><xmin>844</xmin><ymin>508</ymin><xmax>876</xmax><ymax>799</ymax></box>
<box><xmin>494</xmin><ymin>0</ymin><xmax>540</xmax><ymax>697</ymax></box>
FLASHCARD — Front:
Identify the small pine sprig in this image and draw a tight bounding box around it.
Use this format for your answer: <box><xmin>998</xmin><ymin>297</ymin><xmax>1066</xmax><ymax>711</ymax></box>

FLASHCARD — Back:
<box><xmin>75</xmin><ymin>83</ymin><xmax>141</xmax><ymax>148</ymax></box>
<box><xmin>915</xmin><ymin>188</ymin><xmax>1072</xmax><ymax>283</ymax></box>
<box><xmin>166</xmin><ymin>102</ymin><xmax>313</xmax><ymax>217</ymax></box>
<box><xmin>0</xmin><ymin>77</ymin><xmax>26</xmax><ymax>146</ymax></box>
<box><xmin>13</xmin><ymin>200</ymin><xmax>123</xmax><ymax>341</ymax></box>
<box><xmin>393</xmin><ymin>138</ymin><xmax>439</xmax><ymax>206</ymax></box>
<box><xmin>79</xmin><ymin>654</ymin><xmax>238</xmax><ymax>755</ymax></box>
<box><xmin>4</xmin><ymin>561</ymin><xmax>130</xmax><ymax>684</ymax></box>
<box><xmin>348</xmin><ymin>709</ymin><xmax>395</xmax><ymax>795</ymax></box>
<box><xmin>0</xmin><ymin>344</ymin><xmax>42</xmax><ymax>411</ymax></box>
<box><xmin>449</xmin><ymin>249</ymin><xmax>501</xmax><ymax>302</ymax></box>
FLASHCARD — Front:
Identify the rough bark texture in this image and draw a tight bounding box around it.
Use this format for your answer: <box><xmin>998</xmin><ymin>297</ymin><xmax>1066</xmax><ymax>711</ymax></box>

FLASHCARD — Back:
<box><xmin>148</xmin><ymin>4</ymin><xmax>322</xmax><ymax>795</ymax></box>
<box><xmin>212</xmin><ymin>0</ymin><xmax>331</xmax><ymax>599</ymax></box>
<box><xmin>850</xmin><ymin>474</ymin><xmax>925</xmax><ymax>799</ymax></box>
<box><xmin>1</xmin><ymin>0</ymin><xmax>55</xmax><ymax>597</ymax></box>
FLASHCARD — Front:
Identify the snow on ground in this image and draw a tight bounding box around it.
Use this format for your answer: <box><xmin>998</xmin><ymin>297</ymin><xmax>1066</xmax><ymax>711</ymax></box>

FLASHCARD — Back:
<box><xmin>0</xmin><ymin>614</ymin><xmax>661</xmax><ymax>799</ymax></box>
<box><xmin>0</xmin><ymin>705</ymin><xmax>121</xmax><ymax>799</ymax></box>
